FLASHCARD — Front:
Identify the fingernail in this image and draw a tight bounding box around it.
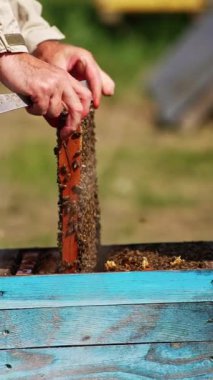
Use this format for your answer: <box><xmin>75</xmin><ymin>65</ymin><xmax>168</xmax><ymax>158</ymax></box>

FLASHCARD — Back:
<box><xmin>94</xmin><ymin>100</ymin><xmax>99</xmax><ymax>109</ymax></box>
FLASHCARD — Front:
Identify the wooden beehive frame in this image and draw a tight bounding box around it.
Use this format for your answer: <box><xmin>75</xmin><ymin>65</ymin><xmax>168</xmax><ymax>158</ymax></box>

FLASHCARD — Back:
<box><xmin>57</xmin><ymin>108</ymin><xmax>100</xmax><ymax>273</ymax></box>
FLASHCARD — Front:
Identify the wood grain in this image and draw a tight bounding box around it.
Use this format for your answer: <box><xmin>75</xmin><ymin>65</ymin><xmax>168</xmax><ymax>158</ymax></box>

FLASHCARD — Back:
<box><xmin>0</xmin><ymin>342</ymin><xmax>212</xmax><ymax>379</ymax></box>
<box><xmin>0</xmin><ymin>270</ymin><xmax>212</xmax><ymax>309</ymax></box>
<box><xmin>57</xmin><ymin>129</ymin><xmax>81</xmax><ymax>267</ymax></box>
<box><xmin>0</xmin><ymin>302</ymin><xmax>212</xmax><ymax>349</ymax></box>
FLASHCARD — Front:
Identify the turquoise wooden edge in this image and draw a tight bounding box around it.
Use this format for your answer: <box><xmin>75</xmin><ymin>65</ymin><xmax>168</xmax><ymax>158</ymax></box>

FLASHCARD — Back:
<box><xmin>0</xmin><ymin>270</ymin><xmax>212</xmax><ymax>309</ymax></box>
<box><xmin>0</xmin><ymin>343</ymin><xmax>213</xmax><ymax>380</ymax></box>
<box><xmin>0</xmin><ymin>303</ymin><xmax>212</xmax><ymax>349</ymax></box>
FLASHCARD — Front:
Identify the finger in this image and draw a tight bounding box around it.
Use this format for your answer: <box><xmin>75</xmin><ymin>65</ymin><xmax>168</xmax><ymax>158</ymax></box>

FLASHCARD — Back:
<box><xmin>62</xmin><ymin>88</ymin><xmax>83</xmax><ymax>134</ymax></box>
<box><xmin>79</xmin><ymin>89</ymin><xmax>92</xmax><ymax>117</ymax></box>
<box><xmin>100</xmin><ymin>69</ymin><xmax>115</xmax><ymax>96</ymax></box>
<box><xmin>44</xmin><ymin>108</ymin><xmax>68</xmax><ymax>130</ymax></box>
<box><xmin>71</xmin><ymin>79</ymin><xmax>92</xmax><ymax>117</ymax></box>
<box><xmin>27</xmin><ymin>95</ymin><xmax>50</xmax><ymax>116</ymax></box>
<box><xmin>70</xmin><ymin>59</ymin><xmax>86</xmax><ymax>81</ymax></box>
<box><xmin>46</xmin><ymin>94</ymin><xmax>63</xmax><ymax>118</ymax></box>
<box><xmin>70</xmin><ymin>54</ymin><xmax>115</xmax><ymax>102</ymax></box>
<box><xmin>45</xmin><ymin>81</ymin><xmax>84</xmax><ymax>137</ymax></box>
<box><xmin>59</xmin><ymin>118</ymin><xmax>73</xmax><ymax>139</ymax></box>
<box><xmin>78</xmin><ymin>57</ymin><xmax>102</xmax><ymax>108</ymax></box>
<box><xmin>68</xmin><ymin>53</ymin><xmax>102</xmax><ymax>107</ymax></box>
<box><xmin>44</xmin><ymin>115</ymin><xmax>58</xmax><ymax>129</ymax></box>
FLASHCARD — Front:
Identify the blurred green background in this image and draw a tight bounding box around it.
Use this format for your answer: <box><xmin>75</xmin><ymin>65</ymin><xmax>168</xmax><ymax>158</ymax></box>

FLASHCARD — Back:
<box><xmin>0</xmin><ymin>1</ymin><xmax>212</xmax><ymax>248</ymax></box>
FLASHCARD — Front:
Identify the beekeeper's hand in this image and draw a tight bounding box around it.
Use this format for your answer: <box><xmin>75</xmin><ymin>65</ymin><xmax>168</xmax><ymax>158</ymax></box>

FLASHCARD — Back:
<box><xmin>0</xmin><ymin>52</ymin><xmax>92</xmax><ymax>138</ymax></box>
<box><xmin>33</xmin><ymin>41</ymin><xmax>115</xmax><ymax>108</ymax></box>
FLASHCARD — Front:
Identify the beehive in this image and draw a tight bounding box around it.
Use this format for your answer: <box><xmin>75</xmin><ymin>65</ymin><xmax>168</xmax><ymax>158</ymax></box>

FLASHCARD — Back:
<box><xmin>0</xmin><ymin>242</ymin><xmax>212</xmax><ymax>379</ymax></box>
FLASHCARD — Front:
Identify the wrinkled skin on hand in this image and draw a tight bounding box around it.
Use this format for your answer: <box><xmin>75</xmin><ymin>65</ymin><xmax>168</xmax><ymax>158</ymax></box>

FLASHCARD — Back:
<box><xmin>0</xmin><ymin>52</ymin><xmax>92</xmax><ymax>138</ymax></box>
<box><xmin>0</xmin><ymin>42</ymin><xmax>114</xmax><ymax>138</ymax></box>
<box><xmin>33</xmin><ymin>41</ymin><xmax>115</xmax><ymax>108</ymax></box>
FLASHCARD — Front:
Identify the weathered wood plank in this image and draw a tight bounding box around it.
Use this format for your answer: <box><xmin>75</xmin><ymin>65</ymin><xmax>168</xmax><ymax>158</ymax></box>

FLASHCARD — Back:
<box><xmin>0</xmin><ymin>303</ymin><xmax>212</xmax><ymax>349</ymax></box>
<box><xmin>0</xmin><ymin>342</ymin><xmax>212</xmax><ymax>379</ymax></box>
<box><xmin>0</xmin><ymin>270</ymin><xmax>212</xmax><ymax>309</ymax></box>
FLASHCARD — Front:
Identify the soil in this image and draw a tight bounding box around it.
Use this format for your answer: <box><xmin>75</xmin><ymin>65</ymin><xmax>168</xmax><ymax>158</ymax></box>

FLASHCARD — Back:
<box><xmin>104</xmin><ymin>242</ymin><xmax>213</xmax><ymax>272</ymax></box>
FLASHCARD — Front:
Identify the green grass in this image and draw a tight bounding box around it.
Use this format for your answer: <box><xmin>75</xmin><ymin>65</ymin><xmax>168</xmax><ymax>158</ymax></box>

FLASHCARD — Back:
<box><xmin>99</xmin><ymin>146</ymin><xmax>213</xmax><ymax>209</ymax></box>
<box><xmin>0</xmin><ymin>140</ymin><xmax>56</xmax><ymax>197</ymax></box>
<box><xmin>155</xmin><ymin>149</ymin><xmax>213</xmax><ymax>179</ymax></box>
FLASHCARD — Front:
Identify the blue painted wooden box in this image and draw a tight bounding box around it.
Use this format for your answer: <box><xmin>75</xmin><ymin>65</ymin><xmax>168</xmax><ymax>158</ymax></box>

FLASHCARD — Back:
<box><xmin>0</xmin><ymin>243</ymin><xmax>212</xmax><ymax>379</ymax></box>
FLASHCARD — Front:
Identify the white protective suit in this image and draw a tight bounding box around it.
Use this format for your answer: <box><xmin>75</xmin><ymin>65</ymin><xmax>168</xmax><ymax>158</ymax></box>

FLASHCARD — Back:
<box><xmin>0</xmin><ymin>0</ymin><xmax>64</xmax><ymax>54</ymax></box>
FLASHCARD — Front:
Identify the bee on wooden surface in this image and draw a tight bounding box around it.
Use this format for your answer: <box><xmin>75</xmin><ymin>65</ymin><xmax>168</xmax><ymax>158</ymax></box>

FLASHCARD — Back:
<box><xmin>63</xmin><ymin>204</ymin><xmax>71</xmax><ymax>215</ymax></box>
<box><xmin>53</xmin><ymin>146</ymin><xmax>59</xmax><ymax>156</ymax></box>
<box><xmin>61</xmin><ymin>201</ymin><xmax>70</xmax><ymax>210</ymax></box>
<box><xmin>59</xmin><ymin>184</ymin><xmax>67</xmax><ymax>190</ymax></box>
<box><xmin>72</xmin><ymin>161</ymin><xmax>80</xmax><ymax>172</ymax></box>
<box><xmin>62</xmin><ymin>196</ymin><xmax>70</xmax><ymax>202</ymax></box>
<box><xmin>60</xmin><ymin>165</ymin><xmax>68</xmax><ymax>176</ymax></box>
<box><xmin>72</xmin><ymin>185</ymin><xmax>83</xmax><ymax>195</ymax></box>
<box><xmin>62</xmin><ymin>177</ymin><xmax>68</xmax><ymax>185</ymax></box>
<box><xmin>65</xmin><ymin>222</ymin><xmax>77</xmax><ymax>237</ymax></box>
<box><xmin>71</xmin><ymin>131</ymin><xmax>82</xmax><ymax>140</ymax></box>
<box><xmin>65</xmin><ymin>173</ymin><xmax>71</xmax><ymax>182</ymax></box>
<box><xmin>68</xmin><ymin>201</ymin><xmax>78</xmax><ymax>214</ymax></box>
<box><xmin>73</xmin><ymin>150</ymin><xmax>82</xmax><ymax>159</ymax></box>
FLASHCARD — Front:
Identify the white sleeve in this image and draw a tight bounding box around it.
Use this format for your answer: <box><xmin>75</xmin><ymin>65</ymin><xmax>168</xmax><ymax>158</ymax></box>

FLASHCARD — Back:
<box><xmin>0</xmin><ymin>0</ymin><xmax>28</xmax><ymax>53</ymax></box>
<box><xmin>15</xmin><ymin>0</ymin><xmax>65</xmax><ymax>53</ymax></box>
<box><xmin>0</xmin><ymin>0</ymin><xmax>65</xmax><ymax>55</ymax></box>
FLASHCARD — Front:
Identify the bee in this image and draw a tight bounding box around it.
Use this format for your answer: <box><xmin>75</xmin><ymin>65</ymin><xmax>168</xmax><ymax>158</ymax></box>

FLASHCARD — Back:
<box><xmin>71</xmin><ymin>131</ymin><xmax>82</xmax><ymax>140</ymax></box>
<box><xmin>72</xmin><ymin>161</ymin><xmax>80</xmax><ymax>172</ymax></box>
<box><xmin>65</xmin><ymin>173</ymin><xmax>71</xmax><ymax>182</ymax></box>
<box><xmin>59</xmin><ymin>109</ymin><xmax>69</xmax><ymax>128</ymax></box>
<box><xmin>65</xmin><ymin>223</ymin><xmax>77</xmax><ymax>237</ymax></box>
<box><xmin>60</xmin><ymin>165</ymin><xmax>68</xmax><ymax>176</ymax></box>
<box><xmin>62</xmin><ymin>196</ymin><xmax>70</xmax><ymax>202</ymax></box>
<box><xmin>63</xmin><ymin>205</ymin><xmax>71</xmax><ymax>215</ymax></box>
<box><xmin>72</xmin><ymin>185</ymin><xmax>83</xmax><ymax>195</ymax></box>
<box><xmin>59</xmin><ymin>184</ymin><xmax>67</xmax><ymax>190</ymax></box>
<box><xmin>53</xmin><ymin>146</ymin><xmax>59</xmax><ymax>156</ymax></box>
<box><xmin>73</xmin><ymin>150</ymin><xmax>82</xmax><ymax>159</ymax></box>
